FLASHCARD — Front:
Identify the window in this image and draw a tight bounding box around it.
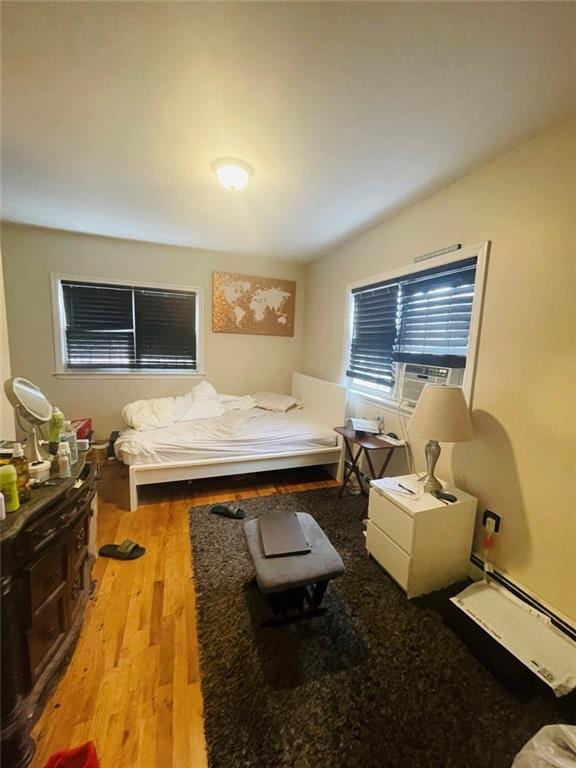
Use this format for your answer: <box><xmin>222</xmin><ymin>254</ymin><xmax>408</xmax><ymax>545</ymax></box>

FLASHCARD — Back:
<box><xmin>347</xmin><ymin>281</ymin><xmax>399</xmax><ymax>392</ymax></box>
<box><xmin>52</xmin><ymin>276</ymin><xmax>202</xmax><ymax>374</ymax></box>
<box><xmin>393</xmin><ymin>257</ymin><xmax>477</xmax><ymax>368</ymax></box>
<box><xmin>346</xmin><ymin>245</ymin><xmax>488</xmax><ymax>404</ymax></box>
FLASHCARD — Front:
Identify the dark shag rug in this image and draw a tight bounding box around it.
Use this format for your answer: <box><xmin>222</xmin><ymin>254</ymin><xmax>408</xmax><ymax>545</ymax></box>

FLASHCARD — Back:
<box><xmin>189</xmin><ymin>489</ymin><xmax>573</xmax><ymax>768</ymax></box>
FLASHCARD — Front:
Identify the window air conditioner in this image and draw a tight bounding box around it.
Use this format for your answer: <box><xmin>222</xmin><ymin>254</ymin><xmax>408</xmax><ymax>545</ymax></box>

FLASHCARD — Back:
<box><xmin>398</xmin><ymin>363</ymin><xmax>464</xmax><ymax>408</ymax></box>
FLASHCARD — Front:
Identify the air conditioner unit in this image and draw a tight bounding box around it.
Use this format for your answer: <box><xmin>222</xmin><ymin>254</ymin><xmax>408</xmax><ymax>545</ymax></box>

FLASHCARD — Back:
<box><xmin>399</xmin><ymin>363</ymin><xmax>464</xmax><ymax>408</ymax></box>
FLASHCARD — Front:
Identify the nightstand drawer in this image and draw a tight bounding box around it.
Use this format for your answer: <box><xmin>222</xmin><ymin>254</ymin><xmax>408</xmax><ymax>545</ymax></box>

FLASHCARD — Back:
<box><xmin>368</xmin><ymin>489</ymin><xmax>414</xmax><ymax>553</ymax></box>
<box><xmin>366</xmin><ymin>521</ymin><xmax>410</xmax><ymax>591</ymax></box>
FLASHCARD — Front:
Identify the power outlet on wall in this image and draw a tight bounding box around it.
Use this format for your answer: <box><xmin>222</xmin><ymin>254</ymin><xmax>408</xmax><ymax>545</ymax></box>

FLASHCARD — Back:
<box><xmin>482</xmin><ymin>509</ymin><xmax>501</xmax><ymax>533</ymax></box>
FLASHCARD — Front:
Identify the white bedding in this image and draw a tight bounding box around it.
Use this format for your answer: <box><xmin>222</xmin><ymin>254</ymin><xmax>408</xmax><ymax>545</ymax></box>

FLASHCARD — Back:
<box><xmin>114</xmin><ymin>407</ymin><xmax>337</xmax><ymax>466</ymax></box>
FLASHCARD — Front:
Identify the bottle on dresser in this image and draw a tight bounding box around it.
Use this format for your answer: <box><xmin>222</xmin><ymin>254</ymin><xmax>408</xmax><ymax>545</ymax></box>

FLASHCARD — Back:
<box><xmin>57</xmin><ymin>442</ymin><xmax>71</xmax><ymax>479</ymax></box>
<box><xmin>0</xmin><ymin>463</ymin><xmax>20</xmax><ymax>513</ymax></box>
<box><xmin>48</xmin><ymin>406</ymin><xmax>65</xmax><ymax>455</ymax></box>
<box><xmin>9</xmin><ymin>442</ymin><xmax>31</xmax><ymax>503</ymax></box>
<box><xmin>60</xmin><ymin>421</ymin><xmax>78</xmax><ymax>464</ymax></box>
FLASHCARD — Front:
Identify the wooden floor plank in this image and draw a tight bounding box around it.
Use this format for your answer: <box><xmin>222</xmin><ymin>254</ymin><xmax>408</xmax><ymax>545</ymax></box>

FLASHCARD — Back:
<box><xmin>29</xmin><ymin>464</ymin><xmax>337</xmax><ymax>768</ymax></box>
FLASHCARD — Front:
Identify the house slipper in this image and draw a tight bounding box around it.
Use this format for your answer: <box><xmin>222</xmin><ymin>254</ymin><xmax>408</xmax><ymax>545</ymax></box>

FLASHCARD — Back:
<box><xmin>98</xmin><ymin>539</ymin><xmax>146</xmax><ymax>560</ymax></box>
<box><xmin>210</xmin><ymin>504</ymin><xmax>246</xmax><ymax>520</ymax></box>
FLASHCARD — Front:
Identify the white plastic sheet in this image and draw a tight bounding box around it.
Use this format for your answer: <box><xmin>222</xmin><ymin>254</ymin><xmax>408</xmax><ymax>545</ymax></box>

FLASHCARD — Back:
<box><xmin>513</xmin><ymin>725</ymin><xmax>576</xmax><ymax>768</ymax></box>
<box><xmin>450</xmin><ymin>581</ymin><xmax>576</xmax><ymax>696</ymax></box>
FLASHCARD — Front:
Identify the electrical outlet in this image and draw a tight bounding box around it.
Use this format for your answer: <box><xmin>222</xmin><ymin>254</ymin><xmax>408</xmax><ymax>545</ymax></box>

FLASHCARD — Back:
<box><xmin>482</xmin><ymin>509</ymin><xmax>501</xmax><ymax>533</ymax></box>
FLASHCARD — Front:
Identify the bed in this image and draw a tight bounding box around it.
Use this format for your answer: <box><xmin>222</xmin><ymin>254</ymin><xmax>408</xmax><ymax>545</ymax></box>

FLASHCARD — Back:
<box><xmin>115</xmin><ymin>373</ymin><xmax>346</xmax><ymax>511</ymax></box>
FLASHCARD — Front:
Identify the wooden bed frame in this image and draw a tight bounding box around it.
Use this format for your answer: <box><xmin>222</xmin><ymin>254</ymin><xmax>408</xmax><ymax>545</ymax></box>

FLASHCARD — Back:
<box><xmin>125</xmin><ymin>373</ymin><xmax>346</xmax><ymax>511</ymax></box>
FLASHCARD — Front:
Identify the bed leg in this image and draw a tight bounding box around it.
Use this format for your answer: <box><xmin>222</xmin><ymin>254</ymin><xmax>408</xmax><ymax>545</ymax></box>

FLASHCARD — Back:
<box><xmin>129</xmin><ymin>470</ymin><xmax>138</xmax><ymax>512</ymax></box>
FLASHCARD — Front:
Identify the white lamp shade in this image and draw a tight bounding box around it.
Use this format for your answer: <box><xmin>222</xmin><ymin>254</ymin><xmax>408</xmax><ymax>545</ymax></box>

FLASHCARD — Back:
<box><xmin>409</xmin><ymin>385</ymin><xmax>474</xmax><ymax>442</ymax></box>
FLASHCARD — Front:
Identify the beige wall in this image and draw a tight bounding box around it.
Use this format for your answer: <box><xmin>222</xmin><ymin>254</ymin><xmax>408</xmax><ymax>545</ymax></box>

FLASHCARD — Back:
<box><xmin>0</xmin><ymin>249</ymin><xmax>15</xmax><ymax>439</ymax></box>
<box><xmin>302</xmin><ymin>118</ymin><xmax>576</xmax><ymax>621</ymax></box>
<box><xmin>1</xmin><ymin>224</ymin><xmax>305</xmax><ymax>437</ymax></box>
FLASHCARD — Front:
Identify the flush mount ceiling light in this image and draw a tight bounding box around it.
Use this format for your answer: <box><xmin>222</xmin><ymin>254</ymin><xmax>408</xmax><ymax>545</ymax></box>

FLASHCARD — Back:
<box><xmin>212</xmin><ymin>157</ymin><xmax>254</xmax><ymax>190</ymax></box>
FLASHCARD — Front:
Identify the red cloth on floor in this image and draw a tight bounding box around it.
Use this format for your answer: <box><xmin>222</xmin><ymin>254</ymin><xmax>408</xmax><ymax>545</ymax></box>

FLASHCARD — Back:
<box><xmin>43</xmin><ymin>742</ymin><xmax>100</xmax><ymax>768</ymax></box>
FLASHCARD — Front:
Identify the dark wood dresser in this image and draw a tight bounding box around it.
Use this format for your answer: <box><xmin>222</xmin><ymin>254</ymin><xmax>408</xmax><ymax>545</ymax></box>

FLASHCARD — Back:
<box><xmin>1</xmin><ymin>456</ymin><xmax>97</xmax><ymax>768</ymax></box>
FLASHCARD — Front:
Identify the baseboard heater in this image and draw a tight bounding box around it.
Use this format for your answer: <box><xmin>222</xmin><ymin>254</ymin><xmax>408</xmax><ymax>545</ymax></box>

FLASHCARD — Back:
<box><xmin>469</xmin><ymin>553</ymin><xmax>576</xmax><ymax>641</ymax></box>
<box><xmin>448</xmin><ymin>574</ymin><xmax>576</xmax><ymax>697</ymax></box>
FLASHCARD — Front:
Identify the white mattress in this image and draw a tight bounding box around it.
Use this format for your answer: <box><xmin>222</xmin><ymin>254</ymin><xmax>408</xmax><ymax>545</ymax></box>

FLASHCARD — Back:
<box><xmin>114</xmin><ymin>407</ymin><xmax>338</xmax><ymax>466</ymax></box>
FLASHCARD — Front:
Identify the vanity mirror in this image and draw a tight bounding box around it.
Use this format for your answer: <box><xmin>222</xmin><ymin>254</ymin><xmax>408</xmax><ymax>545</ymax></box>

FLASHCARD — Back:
<box><xmin>4</xmin><ymin>377</ymin><xmax>52</xmax><ymax>462</ymax></box>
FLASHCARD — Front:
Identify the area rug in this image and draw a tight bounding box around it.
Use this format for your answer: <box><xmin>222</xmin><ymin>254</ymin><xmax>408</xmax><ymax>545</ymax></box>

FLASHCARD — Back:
<box><xmin>189</xmin><ymin>489</ymin><xmax>572</xmax><ymax>768</ymax></box>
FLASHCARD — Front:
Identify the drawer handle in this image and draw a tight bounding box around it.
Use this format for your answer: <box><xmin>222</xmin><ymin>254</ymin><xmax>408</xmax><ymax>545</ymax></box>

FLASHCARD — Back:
<box><xmin>74</xmin><ymin>530</ymin><xmax>86</xmax><ymax>551</ymax></box>
<box><xmin>33</xmin><ymin>513</ymin><xmax>68</xmax><ymax>542</ymax></box>
<box><xmin>34</xmin><ymin>526</ymin><xmax>58</xmax><ymax>541</ymax></box>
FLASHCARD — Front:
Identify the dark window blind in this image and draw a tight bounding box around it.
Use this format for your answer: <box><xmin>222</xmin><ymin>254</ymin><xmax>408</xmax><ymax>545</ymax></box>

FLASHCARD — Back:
<box><xmin>346</xmin><ymin>281</ymin><xmax>399</xmax><ymax>388</ymax></box>
<box><xmin>135</xmin><ymin>289</ymin><xmax>197</xmax><ymax>369</ymax></box>
<box><xmin>61</xmin><ymin>281</ymin><xmax>198</xmax><ymax>371</ymax></box>
<box><xmin>393</xmin><ymin>257</ymin><xmax>477</xmax><ymax>368</ymax></box>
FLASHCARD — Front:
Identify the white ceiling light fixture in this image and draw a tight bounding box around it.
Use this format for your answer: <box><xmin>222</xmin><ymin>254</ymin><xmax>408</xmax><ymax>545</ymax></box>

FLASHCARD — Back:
<box><xmin>212</xmin><ymin>157</ymin><xmax>254</xmax><ymax>191</ymax></box>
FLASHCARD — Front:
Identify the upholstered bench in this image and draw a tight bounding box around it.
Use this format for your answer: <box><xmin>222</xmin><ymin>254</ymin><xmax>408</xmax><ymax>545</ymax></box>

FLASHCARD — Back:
<box><xmin>244</xmin><ymin>512</ymin><xmax>345</xmax><ymax>625</ymax></box>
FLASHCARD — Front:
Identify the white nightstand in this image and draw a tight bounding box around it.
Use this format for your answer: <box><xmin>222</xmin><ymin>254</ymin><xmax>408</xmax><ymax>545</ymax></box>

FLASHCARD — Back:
<box><xmin>366</xmin><ymin>473</ymin><xmax>477</xmax><ymax>598</ymax></box>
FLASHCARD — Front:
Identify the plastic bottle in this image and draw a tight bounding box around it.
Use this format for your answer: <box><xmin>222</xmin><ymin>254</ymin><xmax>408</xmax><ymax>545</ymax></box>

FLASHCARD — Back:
<box><xmin>0</xmin><ymin>464</ymin><xmax>20</xmax><ymax>513</ymax></box>
<box><xmin>0</xmin><ymin>491</ymin><xmax>5</xmax><ymax>520</ymax></box>
<box><xmin>48</xmin><ymin>407</ymin><xmax>66</xmax><ymax>455</ymax></box>
<box><xmin>60</xmin><ymin>421</ymin><xmax>78</xmax><ymax>464</ymax></box>
<box><xmin>9</xmin><ymin>443</ymin><xmax>31</xmax><ymax>503</ymax></box>
<box><xmin>57</xmin><ymin>443</ymin><xmax>71</xmax><ymax>479</ymax></box>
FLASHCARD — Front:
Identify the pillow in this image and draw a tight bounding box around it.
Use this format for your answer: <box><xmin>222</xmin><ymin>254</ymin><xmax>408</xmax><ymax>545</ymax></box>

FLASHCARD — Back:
<box><xmin>252</xmin><ymin>391</ymin><xmax>303</xmax><ymax>413</ymax></box>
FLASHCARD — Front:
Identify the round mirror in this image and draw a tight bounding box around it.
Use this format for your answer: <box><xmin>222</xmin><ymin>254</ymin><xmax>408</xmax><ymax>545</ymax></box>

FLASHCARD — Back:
<box><xmin>4</xmin><ymin>377</ymin><xmax>52</xmax><ymax>424</ymax></box>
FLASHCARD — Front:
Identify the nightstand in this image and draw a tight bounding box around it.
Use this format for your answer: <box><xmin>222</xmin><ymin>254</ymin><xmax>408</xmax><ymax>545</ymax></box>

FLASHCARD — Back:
<box><xmin>366</xmin><ymin>473</ymin><xmax>477</xmax><ymax>598</ymax></box>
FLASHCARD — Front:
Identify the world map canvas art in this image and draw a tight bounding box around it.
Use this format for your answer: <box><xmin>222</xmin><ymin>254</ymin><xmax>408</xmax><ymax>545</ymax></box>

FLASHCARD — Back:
<box><xmin>212</xmin><ymin>272</ymin><xmax>296</xmax><ymax>336</ymax></box>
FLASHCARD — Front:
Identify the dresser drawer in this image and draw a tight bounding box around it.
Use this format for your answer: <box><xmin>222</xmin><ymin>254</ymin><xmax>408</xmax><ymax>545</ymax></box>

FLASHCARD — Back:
<box><xmin>368</xmin><ymin>489</ymin><xmax>414</xmax><ymax>553</ymax></box>
<box><xmin>27</xmin><ymin>543</ymin><xmax>68</xmax><ymax>615</ymax></box>
<box><xmin>26</xmin><ymin>591</ymin><xmax>67</xmax><ymax>683</ymax></box>
<box><xmin>366</xmin><ymin>521</ymin><xmax>410</xmax><ymax>591</ymax></box>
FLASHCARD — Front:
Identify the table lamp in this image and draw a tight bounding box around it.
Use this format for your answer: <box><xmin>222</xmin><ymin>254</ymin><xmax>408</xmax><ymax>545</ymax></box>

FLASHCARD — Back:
<box><xmin>409</xmin><ymin>384</ymin><xmax>474</xmax><ymax>493</ymax></box>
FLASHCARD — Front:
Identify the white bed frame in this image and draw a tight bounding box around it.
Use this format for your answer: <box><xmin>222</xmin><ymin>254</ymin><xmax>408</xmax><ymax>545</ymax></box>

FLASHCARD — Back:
<box><xmin>126</xmin><ymin>373</ymin><xmax>346</xmax><ymax>511</ymax></box>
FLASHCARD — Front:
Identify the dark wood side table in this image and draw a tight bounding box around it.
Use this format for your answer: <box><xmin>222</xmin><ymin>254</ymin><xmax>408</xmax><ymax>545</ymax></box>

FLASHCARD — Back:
<box><xmin>334</xmin><ymin>426</ymin><xmax>399</xmax><ymax>498</ymax></box>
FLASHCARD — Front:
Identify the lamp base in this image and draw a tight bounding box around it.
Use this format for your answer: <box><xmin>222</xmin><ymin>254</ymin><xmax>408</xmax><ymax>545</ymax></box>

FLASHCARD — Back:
<box><xmin>422</xmin><ymin>439</ymin><xmax>442</xmax><ymax>494</ymax></box>
<box><xmin>422</xmin><ymin>473</ymin><xmax>442</xmax><ymax>494</ymax></box>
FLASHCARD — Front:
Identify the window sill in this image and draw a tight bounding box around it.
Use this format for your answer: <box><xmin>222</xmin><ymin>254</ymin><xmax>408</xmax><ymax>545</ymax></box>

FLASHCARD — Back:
<box><xmin>52</xmin><ymin>371</ymin><xmax>206</xmax><ymax>381</ymax></box>
<box><xmin>348</xmin><ymin>387</ymin><xmax>414</xmax><ymax>416</ymax></box>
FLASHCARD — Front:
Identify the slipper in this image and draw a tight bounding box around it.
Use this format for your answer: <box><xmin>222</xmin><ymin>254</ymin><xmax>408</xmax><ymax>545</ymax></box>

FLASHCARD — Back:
<box><xmin>210</xmin><ymin>504</ymin><xmax>246</xmax><ymax>520</ymax></box>
<box><xmin>98</xmin><ymin>538</ymin><xmax>146</xmax><ymax>560</ymax></box>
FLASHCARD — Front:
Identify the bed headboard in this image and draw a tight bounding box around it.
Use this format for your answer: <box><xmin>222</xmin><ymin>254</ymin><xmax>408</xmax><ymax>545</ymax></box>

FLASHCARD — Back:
<box><xmin>292</xmin><ymin>373</ymin><xmax>347</xmax><ymax>430</ymax></box>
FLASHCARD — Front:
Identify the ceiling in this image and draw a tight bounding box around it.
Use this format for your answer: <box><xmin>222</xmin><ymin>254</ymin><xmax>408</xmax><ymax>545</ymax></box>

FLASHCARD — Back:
<box><xmin>2</xmin><ymin>2</ymin><xmax>575</xmax><ymax>261</ymax></box>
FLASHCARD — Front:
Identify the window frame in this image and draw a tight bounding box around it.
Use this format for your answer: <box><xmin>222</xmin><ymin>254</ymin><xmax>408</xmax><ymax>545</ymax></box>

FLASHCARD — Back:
<box><xmin>341</xmin><ymin>242</ymin><xmax>490</xmax><ymax>409</ymax></box>
<box><xmin>50</xmin><ymin>273</ymin><xmax>204</xmax><ymax>378</ymax></box>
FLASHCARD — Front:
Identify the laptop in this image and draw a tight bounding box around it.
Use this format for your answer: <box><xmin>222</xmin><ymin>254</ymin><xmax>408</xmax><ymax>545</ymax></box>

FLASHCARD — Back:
<box><xmin>259</xmin><ymin>511</ymin><xmax>311</xmax><ymax>558</ymax></box>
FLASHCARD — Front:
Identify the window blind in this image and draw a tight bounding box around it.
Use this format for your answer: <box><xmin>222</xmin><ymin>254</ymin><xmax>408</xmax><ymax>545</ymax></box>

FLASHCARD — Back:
<box><xmin>134</xmin><ymin>289</ymin><xmax>197</xmax><ymax>369</ymax></box>
<box><xmin>346</xmin><ymin>281</ymin><xmax>399</xmax><ymax>388</ymax></box>
<box><xmin>393</xmin><ymin>257</ymin><xmax>477</xmax><ymax>368</ymax></box>
<box><xmin>61</xmin><ymin>281</ymin><xmax>198</xmax><ymax>371</ymax></box>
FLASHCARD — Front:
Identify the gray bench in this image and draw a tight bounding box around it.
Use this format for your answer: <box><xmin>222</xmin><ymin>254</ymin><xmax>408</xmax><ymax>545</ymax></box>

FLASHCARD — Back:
<box><xmin>244</xmin><ymin>512</ymin><xmax>345</xmax><ymax>624</ymax></box>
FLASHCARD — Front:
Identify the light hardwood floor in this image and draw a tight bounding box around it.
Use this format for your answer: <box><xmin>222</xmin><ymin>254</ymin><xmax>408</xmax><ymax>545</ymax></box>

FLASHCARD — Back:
<box><xmin>30</xmin><ymin>463</ymin><xmax>338</xmax><ymax>768</ymax></box>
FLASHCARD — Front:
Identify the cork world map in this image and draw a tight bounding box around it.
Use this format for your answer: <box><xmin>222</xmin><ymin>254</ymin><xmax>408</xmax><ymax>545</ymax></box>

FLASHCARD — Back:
<box><xmin>212</xmin><ymin>272</ymin><xmax>296</xmax><ymax>336</ymax></box>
